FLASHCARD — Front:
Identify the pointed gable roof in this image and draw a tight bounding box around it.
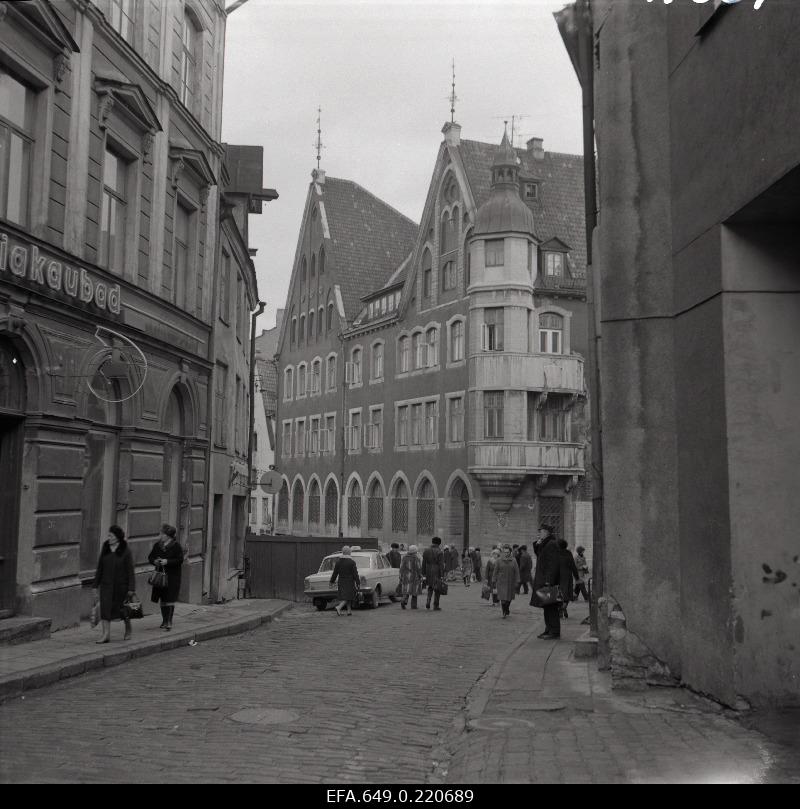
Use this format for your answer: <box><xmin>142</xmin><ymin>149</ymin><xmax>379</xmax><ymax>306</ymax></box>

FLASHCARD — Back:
<box><xmin>458</xmin><ymin>139</ymin><xmax>586</xmax><ymax>273</ymax></box>
<box><xmin>322</xmin><ymin>177</ymin><xmax>418</xmax><ymax>320</ymax></box>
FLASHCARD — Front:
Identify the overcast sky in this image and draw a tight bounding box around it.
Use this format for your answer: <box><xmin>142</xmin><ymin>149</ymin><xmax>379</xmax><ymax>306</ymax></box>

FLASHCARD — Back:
<box><xmin>221</xmin><ymin>0</ymin><xmax>582</xmax><ymax>331</ymax></box>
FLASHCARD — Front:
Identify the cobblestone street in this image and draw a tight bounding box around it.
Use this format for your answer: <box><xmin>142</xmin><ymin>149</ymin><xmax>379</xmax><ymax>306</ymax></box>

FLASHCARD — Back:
<box><xmin>0</xmin><ymin>586</ymin><xmax>796</xmax><ymax>784</ymax></box>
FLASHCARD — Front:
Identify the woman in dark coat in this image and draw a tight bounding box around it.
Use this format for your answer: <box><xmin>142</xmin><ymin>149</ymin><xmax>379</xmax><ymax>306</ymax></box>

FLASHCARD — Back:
<box><xmin>530</xmin><ymin>525</ymin><xmax>562</xmax><ymax>639</ymax></box>
<box><xmin>557</xmin><ymin>538</ymin><xmax>580</xmax><ymax>619</ymax></box>
<box><xmin>398</xmin><ymin>545</ymin><xmax>424</xmax><ymax>609</ymax></box>
<box><xmin>494</xmin><ymin>545</ymin><xmax>521</xmax><ymax>618</ymax></box>
<box><xmin>92</xmin><ymin>525</ymin><xmax>135</xmax><ymax>643</ymax></box>
<box><xmin>147</xmin><ymin>524</ymin><xmax>184</xmax><ymax>631</ymax></box>
<box><xmin>485</xmin><ymin>548</ymin><xmax>501</xmax><ymax>606</ymax></box>
<box><xmin>330</xmin><ymin>545</ymin><xmax>360</xmax><ymax>615</ymax></box>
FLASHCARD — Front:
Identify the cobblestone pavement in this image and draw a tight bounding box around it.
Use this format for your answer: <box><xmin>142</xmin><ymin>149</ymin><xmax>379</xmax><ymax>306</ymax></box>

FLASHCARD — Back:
<box><xmin>0</xmin><ymin>585</ymin><xmax>796</xmax><ymax>783</ymax></box>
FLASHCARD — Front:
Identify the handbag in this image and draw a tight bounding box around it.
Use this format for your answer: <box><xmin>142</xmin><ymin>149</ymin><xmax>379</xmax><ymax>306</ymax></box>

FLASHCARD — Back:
<box><xmin>533</xmin><ymin>584</ymin><xmax>563</xmax><ymax>607</ymax></box>
<box><xmin>123</xmin><ymin>594</ymin><xmax>144</xmax><ymax>620</ymax></box>
<box><xmin>90</xmin><ymin>600</ymin><xmax>99</xmax><ymax>627</ymax></box>
<box><xmin>435</xmin><ymin>579</ymin><xmax>448</xmax><ymax>596</ymax></box>
<box><xmin>148</xmin><ymin>565</ymin><xmax>168</xmax><ymax>588</ymax></box>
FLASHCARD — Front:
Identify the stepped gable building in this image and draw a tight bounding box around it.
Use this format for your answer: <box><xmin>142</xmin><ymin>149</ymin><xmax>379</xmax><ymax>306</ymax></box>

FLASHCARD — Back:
<box><xmin>0</xmin><ymin>0</ymin><xmax>257</xmax><ymax>627</ymax></box>
<box><xmin>275</xmin><ymin>122</ymin><xmax>591</xmax><ymax>555</ymax></box>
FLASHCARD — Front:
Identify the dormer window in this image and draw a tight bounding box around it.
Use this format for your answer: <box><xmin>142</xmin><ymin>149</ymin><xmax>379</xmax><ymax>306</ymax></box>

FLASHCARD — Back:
<box><xmin>544</xmin><ymin>252</ymin><xmax>564</xmax><ymax>277</ymax></box>
<box><xmin>524</xmin><ymin>182</ymin><xmax>539</xmax><ymax>200</ymax></box>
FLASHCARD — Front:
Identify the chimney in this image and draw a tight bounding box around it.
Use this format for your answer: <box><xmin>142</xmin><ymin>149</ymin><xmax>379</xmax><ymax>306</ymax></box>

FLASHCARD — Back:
<box><xmin>527</xmin><ymin>137</ymin><xmax>544</xmax><ymax>160</ymax></box>
<box><xmin>312</xmin><ymin>168</ymin><xmax>326</xmax><ymax>185</ymax></box>
<box><xmin>442</xmin><ymin>121</ymin><xmax>462</xmax><ymax>147</ymax></box>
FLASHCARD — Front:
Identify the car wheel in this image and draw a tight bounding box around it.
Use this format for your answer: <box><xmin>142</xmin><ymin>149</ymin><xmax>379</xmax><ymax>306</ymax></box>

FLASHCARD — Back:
<box><xmin>313</xmin><ymin>598</ymin><xmax>327</xmax><ymax>611</ymax></box>
<box><xmin>370</xmin><ymin>587</ymin><xmax>380</xmax><ymax>609</ymax></box>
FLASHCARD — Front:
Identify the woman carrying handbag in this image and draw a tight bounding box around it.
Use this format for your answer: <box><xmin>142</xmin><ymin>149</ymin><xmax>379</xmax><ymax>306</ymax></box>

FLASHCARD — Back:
<box><xmin>148</xmin><ymin>524</ymin><xmax>184</xmax><ymax>630</ymax></box>
<box><xmin>92</xmin><ymin>525</ymin><xmax>136</xmax><ymax>643</ymax></box>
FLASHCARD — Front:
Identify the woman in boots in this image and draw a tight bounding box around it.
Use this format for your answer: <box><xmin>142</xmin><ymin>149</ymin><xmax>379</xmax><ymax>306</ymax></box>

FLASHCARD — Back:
<box><xmin>329</xmin><ymin>546</ymin><xmax>360</xmax><ymax>615</ymax></box>
<box><xmin>92</xmin><ymin>525</ymin><xmax>135</xmax><ymax>643</ymax></box>
<box><xmin>148</xmin><ymin>524</ymin><xmax>184</xmax><ymax>630</ymax></box>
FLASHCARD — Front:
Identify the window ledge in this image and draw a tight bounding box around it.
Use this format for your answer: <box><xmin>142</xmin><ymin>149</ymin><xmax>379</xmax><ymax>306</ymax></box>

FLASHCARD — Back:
<box><xmin>445</xmin><ymin>441</ymin><xmax>465</xmax><ymax>450</ymax></box>
<box><xmin>369</xmin><ymin>377</ymin><xmax>384</xmax><ymax>385</ymax></box>
<box><xmin>446</xmin><ymin>359</ymin><xmax>466</xmax><ymax>370</ymax></box>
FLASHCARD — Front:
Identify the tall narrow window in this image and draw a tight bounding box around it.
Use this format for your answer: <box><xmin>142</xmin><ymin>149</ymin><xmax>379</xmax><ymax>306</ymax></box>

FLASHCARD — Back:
<box><xmin>545</xmin><ymin>252</ymin><xmax>564</xmax><ymax>277</ymax></box>
<box><xmin>299</xmin><ymin>314</ymin><xmax>305</xmax><ymax>344</ymax></box>
<box><xmin>413</xmin><ymin>333</ymin><xmax>425</xmax><ymax>369</ymax></box>
<box><xmin>411</xmin><ymin>403</ymin><xmax>423</xmax><ymax>445</ymax></box>
<box><xmin>220</xmin><ymin>251</ymin><xmax>231</xmax><ymax>323</ymax></box>
<box><xmin>482</xmin><ymin>308</ymin><xmax>504</xmax><ymax>351</ymax></box>
<box><xmin>422</xmin><ymin>249</ymin><xmax>432</xmax><ymax>302</ymax></box>
<box><xmin>236</xmin><ymin>274</ymin><xmax>243</xmax><ymax>342</ymax></box>
<box><xmin>351</xmin><ymin>348</ymin><xmax>362</xmax><ymax>385</ymax></box>
<box><xmin>397</xmin><ymin>405</ymin><xmax>409</xmax><ymax>447</ymax></box>
<box><xmin>0</xmin><ymin>68</ymin><xmax>34</xmax><ymax>227</ymax></box>
<box><xmin>327</xmin><ymin>302</ymin><xmax>334</xmax><ymax>331</ymax></box>
<box><xmin>109</xmin><ymin>0</ymin><xmax>136</xmax><ymax>43</ymax></box>
<box><xmin>442</xmin><ymin>260</ymin><xmax>456</xmax><ymax>291</ymax></box>
<box><xmin>214</xmin><ymin>363</ymin><xmax>227</xmax><ymax>446</ymax></box>
<box><xmin>319</xmin><ymin>247</ymin><xmax>325</xmax><ymax>275</ymax></box>
<box><xmin>372</xmin><ymin>343</ymin><xmax>384</xmax><ymax>380</ymax></box>
<box><xmin>485</xmin><ymin>239</ymin><xmax>504</xmax><ymax>267</ymax></box>
<box><xmin>450</xmin><ymin>320</ymin><xmax>464</xmax><ymax>362</ymax></box>
<box><xmin>100</xmin><ymin>147</ymin><xmax>127</xmax><ymax>272</ymax></box>
<box><xmin>327</xmin><ymin>355</ymin><xmax>337</xmax><ymax>391</ymax></box>
<box><xmin>448</xmin><ymin>396</ymin><xmax>464</xmax><ymax>442</ymax></box>
<box><xmin>537</xmin><ymin>395</ymin><xmax>569</xmax><ymax>442</ymax></box>
<box><xmin>234</xmin><ymin>375</ymin><xmax>242</xmax><ymax>453</ymax></box>
<box><xmin>290</xmin><ymin>316</ymin><xmax>297</xmax><ymax>345</ymax></box>
<box><xmin>426</xmin><ymin>328</ymin><xmax>438</xmax><ymax>367</ymax></box>
<box><xmin>308</xmin><ymin>310</ymin><xmax>315</xmax><ymax>339</ymax></box>
<box><xmin>539</xmin><ymin>313</ymin><xmax>564</xmax><ymax>354</ymax></box>
<box><xmin>425</xmin><ymin>401</ymin><xmax>438</xmax><ymax>444</ymax></box>
<box><xmin>484</xmin><ymin>391</ymin><xmax>504</xmax><ymax>439</ymax></box>
<box><xmin>180</xmin><ymin>13</ymin><xmax>197</xmax><ymax>109</ymax></box>
<box><xmin>174</xmin><ymin>201</ymin><xmax>194</xmax><ymax>311</ymax></box>
<box><xmin>399</xmin><ymin>336</ymin><xmax>410</xmax><ymax>373</ymax></box>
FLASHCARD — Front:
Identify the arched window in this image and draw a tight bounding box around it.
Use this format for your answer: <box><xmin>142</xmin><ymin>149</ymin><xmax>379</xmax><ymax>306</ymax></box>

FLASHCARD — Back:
<box><xmin>324</xmin><ymin>479</ymin><xmax>338</xmax><ymax>533</ymax></box>
<box><xmin>277</xmin><ymin>481</ymin><xmax>289</xmax><ymax>529</ymax></box>
<box><xmin>350</xmin><ymin>347</ymin><xmax>362</xmax><ymax>385</ymax></box>
<box><xmin>299</xmin><ymin>314</ymin><xmax>305</xmax><ymax>344</ymax></box>
<box><xmin>327</xmin><ymin>302</ymin><xmax>334</xmax><ymax>331</ymax></box>
<box><xmin>426</xmin><ymin>327</ymin><xmax>439</xmax><ymax>367</ymax></box>
<box><xmin>326</xmin><ymin>354</ymin><xmax>337</xmax><ymax>391</ymax></box>
<box><xmin>449</xmin><ymin>319</ymin><xmax>464</xmax><ymax>363</ymax></box>
<box><xmin>416</xmin><ymin>478</ymin><xmax>435</xmax><ymax>535</ymax></box>
<box><xmin>318</xmin><ymin>306</ymin><xmax>324</xmax><ymax>337</ymax></box>
<box><xmin>308</xmin><ymin>310</ymin><xmax>315</xmax><ymax>339</ymax></box>
<box><xmin>391</xmin><ymin>480</ymin><xmax>409</xmax><ymax>534</ymax></box>
<box><xmin>308</xmin><ymin>479</ymin><xmax>321</xmax><ymax>530</ymax></box>
<box><xmin>310</xmin><ymin>253</ymin><xmax>316</xmax><ymax>289</ymax></box>
<box><xmin>291</xmin><ymin>316</ymin><xmax>297</xmax><ymax>346</ymax></box>
<box><xmin>311</xmin><ymin>358</ymin><xmax>321</xmax><ymax>395</ymax></box>
<box><xmin>398</xmin><ymin>336</ymin><xmax>410</xmax><ymax>373</ymax></box>
<box><xmin>421</xmin><ymin>249</ymin><xmax>432</xmax><ymax>301</ymax></box>
<box><xmin>283</xmin><ymin>367</ymin><xmax>293</xmax><ymax>401</ymax></box>
<box><xmin>347</xmin><ymin>479</ymin><xmax>362</xmax><ymax>529</ymax></box>
<box><xmin>368</xmin><ymin>479</ymin><xmax>384</xmax><ymax>531</ymax></box>
<box><xmin>371</xmin><ymin>342</ymin><xmax>384</xmax><ymax>381</ymax></box>
<box><xmin>539</xmin><ymin>313</ymin><xmax>564</xmax><ymax>354</ymax></box>
<box><xmin>319</xmin><ymin>247</ymin><xmax>325</xmax><ymax>275</ymax></box>
<box><xmin>440</xmin><ymin>211</ymin><xmax>449</xmax><ymax>254</ymax></box>
<box><xmin>412</xmin><ymin>332</ymin><xmax>425</xmax><ymax>369</ymax></box>
<box><xmin>300</xmin><ymin>257</ymin><xmax>307</xmax><ymax>293</ymax></box>
<box><xmin>292</xmin><ymin>479</ymin><xmax>304</xmax><ymax>527</ymax></box>
<box><xmin>297</xmin><ymin>363</ymin><xmax>307</xmax><ymax>397</ymax></box>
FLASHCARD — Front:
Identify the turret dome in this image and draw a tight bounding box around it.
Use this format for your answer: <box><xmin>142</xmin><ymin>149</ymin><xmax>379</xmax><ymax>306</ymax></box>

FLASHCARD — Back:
<box><xmin>473</xmin><ymin>131</ymin><xmax>536</xmax><ymax>237</ymax></box>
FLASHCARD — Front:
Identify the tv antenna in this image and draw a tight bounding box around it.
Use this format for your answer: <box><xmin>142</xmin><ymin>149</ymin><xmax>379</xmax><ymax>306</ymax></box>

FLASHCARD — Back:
<box><xmin>313</xmin><ymin>106</ymin><xmax>325</xmax><ymax>171</ymax></box>
<box><xmin>492</xmin><ymin>114</ymin><xmax>529</xmax><ymax>147</ymax></box>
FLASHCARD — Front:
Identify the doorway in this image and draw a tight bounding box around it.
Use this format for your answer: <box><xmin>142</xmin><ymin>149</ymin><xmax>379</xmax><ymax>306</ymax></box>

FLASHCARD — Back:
<box><xmin>449</xmin><ymin>478</ymin><xmax>470</xmax><ymax>553</ymax></box>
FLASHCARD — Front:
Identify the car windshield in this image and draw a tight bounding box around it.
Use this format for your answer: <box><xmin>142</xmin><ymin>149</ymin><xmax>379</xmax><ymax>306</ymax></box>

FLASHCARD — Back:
<box><xmin>318</xmin><ymin>554</ymin><xmax>375</xmax><ymax>572</ymax></box>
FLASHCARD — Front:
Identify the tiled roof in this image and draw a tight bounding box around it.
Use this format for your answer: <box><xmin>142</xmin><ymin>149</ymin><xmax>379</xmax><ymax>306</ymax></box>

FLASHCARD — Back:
<box><xmin>322</xmin><ymin>178</ymin><xmax>418</xmax><ymax>320</ymax></box>
<box><xmin>458</xmin><ymin>140</ymin><xmax>587</xmax><ymax>274</ymax></box>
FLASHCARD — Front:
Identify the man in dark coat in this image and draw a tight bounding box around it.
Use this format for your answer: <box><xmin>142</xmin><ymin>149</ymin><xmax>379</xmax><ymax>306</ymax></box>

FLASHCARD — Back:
<box><xmin>557</xmin><ymin>538</ymin><xmax>580</xmax><ymax>618</ymax></box>
<box><xmin>387</xmin><ymin>542</ymin><xmax>402</xmax><ymax>568</ymax></box>
<box><xmin>530</xmin><ymin>524</ymin><xmax>561</xmax><ymax>638</ymax></box>
<box><xmin>422</xmin><ymin>536</ymin><xmax>445</xmax><ymax>611</ymax></box>
<box><xmin>517</xmin><ymin>545</ymin><xmax>533</xmax><ymax>594</ymax></box>
<box><xmin>471</xmin><ymin>547</ymin><xmax>482</xmax><ymax>582</ymax></box>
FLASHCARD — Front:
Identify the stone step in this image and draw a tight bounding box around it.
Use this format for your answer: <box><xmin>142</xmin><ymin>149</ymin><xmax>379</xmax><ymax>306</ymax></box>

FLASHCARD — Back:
<box><xmin>0</xmin><ymin>616</ymin><xmax>52</xmax><ymax>646</ymax></box>
<box><xmin>573</xmin><ymin>629</ymin><xmax>599</xmax><ymax>659</ymax></box>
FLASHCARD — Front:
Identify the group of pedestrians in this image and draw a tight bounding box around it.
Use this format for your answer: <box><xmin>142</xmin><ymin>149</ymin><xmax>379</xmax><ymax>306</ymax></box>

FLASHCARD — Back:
<box><xmin>91</xmin><ymin>523</ymin><xmax>184</xmax><ymax>642</ymax></box>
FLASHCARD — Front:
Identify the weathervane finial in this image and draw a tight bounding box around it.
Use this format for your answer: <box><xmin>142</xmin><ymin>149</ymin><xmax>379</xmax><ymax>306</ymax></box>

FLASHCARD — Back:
<box><xmin>314</xmin><ymin>107</ymin><xmax>324</xmax><ymax>171</ymax></box>
<box><xmin>449</xmin><ymin>59</ymin><xmax>458</xmax><ymax>124</ymax></box>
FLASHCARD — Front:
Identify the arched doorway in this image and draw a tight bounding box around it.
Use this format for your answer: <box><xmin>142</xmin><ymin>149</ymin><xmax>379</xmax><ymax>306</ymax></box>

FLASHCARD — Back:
<box><xmin>0</xmin><ymin>338</ymin><xmax>26</xmax><ymax>613</ymax></box>
<box><xmin>324</xmin><ymin>479</ymin><xmax>338</xmax><ymax>536</ymax></box>
<box><xmin>347</xmin><ymin>478</ymin><xmax>362</xmax><ymax>538</ymax></box>
<box><xmin>448</xmin><ymin>477</ymin><xmax>470</xmax><ymax>553</ymax></box>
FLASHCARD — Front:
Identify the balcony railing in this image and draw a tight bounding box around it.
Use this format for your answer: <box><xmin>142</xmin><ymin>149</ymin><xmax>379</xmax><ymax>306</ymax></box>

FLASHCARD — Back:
<box><xmin>468</xmin><ymin>441</ymin><xmax>585</xmax><ymax>474</ymax></box>
<box><xmin>470</xmin><ymin>353</ymin><xmax>584</xmax><ymax>393</ymax></box>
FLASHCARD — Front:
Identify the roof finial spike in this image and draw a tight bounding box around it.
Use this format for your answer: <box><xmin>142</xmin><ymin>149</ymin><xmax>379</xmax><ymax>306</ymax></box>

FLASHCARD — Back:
<box><xmin>449</xmin><ymin>58</ymin><xmax>458</xmax><ymax>124</ymax></box>
<box><xmin>314</xmin><ymin>106</ymin><xmax>324</xmax><ymax>172</ymax></box>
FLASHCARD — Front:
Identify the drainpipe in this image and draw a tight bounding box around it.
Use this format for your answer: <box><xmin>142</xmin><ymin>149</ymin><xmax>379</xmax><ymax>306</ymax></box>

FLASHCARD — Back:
<box><xmin>248</xmin><ymin>300</ymin><xmax>266</xmax><ymax>510</ymax></box>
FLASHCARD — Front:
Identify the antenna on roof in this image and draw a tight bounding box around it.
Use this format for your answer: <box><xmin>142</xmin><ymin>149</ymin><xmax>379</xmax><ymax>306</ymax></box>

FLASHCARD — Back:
<box><xmin>314</xmin><ymin>106</ymin><xmax>325</xmax><ymax>171</ymax></box>
<box><xmin>449</xmin><ymin>59</ymin><xmax>458</xmax><ymax>124</ymax></box>
<box><xmin>492</xmin><ymin>114</ymin><xmax>529</xmax><ymax>147</ymax></box>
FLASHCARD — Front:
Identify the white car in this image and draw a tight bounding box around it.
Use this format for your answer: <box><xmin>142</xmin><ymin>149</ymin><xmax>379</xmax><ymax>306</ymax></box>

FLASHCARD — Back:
<box><xmin>304</xmin><ymin>547</ymin><xmax>400</xmax><ymax>610</ymax></box>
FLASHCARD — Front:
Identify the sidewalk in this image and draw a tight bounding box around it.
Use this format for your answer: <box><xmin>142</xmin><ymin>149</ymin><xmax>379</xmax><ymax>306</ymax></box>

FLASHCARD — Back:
<box><xmin>0</xmin><ymin>598</ymin><xmax>292</xmax><ymax>703</ymax></box>
<box><xmin>440</xmin><ymin>600</ymin><xmax>800</xmax><ymax>784</ymax></box>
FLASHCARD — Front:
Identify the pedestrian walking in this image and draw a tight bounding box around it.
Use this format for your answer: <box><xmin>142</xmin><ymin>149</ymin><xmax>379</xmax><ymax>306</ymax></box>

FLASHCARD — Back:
<box><xmin>399</xmin><ymin>545</ymin><xmax>424</xmax><ymax>609</ymax></box>
<box><xmin>387</xmin><ymin>542</ymin><xmax>402</xmax><ymax>568</ymax></box>
<box><xmin>92</xmin><ymin>525</ymin><xmax>136</xmax><ymax>643</ymax></box>
<box><xmin>495</xmin><ymin>545</ymin><xmax>520</xmax><ymax>618</ymax></box>
<box><xmin>471</xmin><ymin>547</ymin><xmax>482</xmax><ymax>583</ymax></box>
<box><xmin>330</xmin><ymin>545</ymin><xmax>360</xmax><ymax>616</ymax></box>
<box><xmin>147</xmin><ymin>524</ymin><xmax>184</xmax><ymax>631</ymax></box>
<box><xmin>517</xmin><ymin>545</ymin><xmax>533</xmax><ymax>594</ymax></box>
<box><xmin>557</xmin><ymin>538</ymin><xmax>580</xmax><ymax>619</ymax></box>
<box><xmin>485</xmin><ymin>548</ymin><xmax>501</xmax><ymax>606</ymax></box>
<box><xmin>422</xmin><ymin>536</ymin><xmax>446</xmax><ymax>611</ymax></box>
<box><xmin>574</xmin><ymin>546</ymin><xmax>590</xmax><ymax>602</ymax></box>
<box><xmin>530</xmin><ymin>524</ymin><xmax>562</xmax><ymax>639</ymax></box>
<box><xmin>461</xmin><ymin>550</ymin><xmax>473</xmax><ymax>587</ymax></box>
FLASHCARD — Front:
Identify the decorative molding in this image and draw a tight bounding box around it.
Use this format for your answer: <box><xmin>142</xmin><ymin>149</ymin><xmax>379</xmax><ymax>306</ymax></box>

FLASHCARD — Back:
<box><xmin>199</xmin><ymin>185</ymin><xmax>210</xmax><ymax>212</ymax></box>
<box><xmin>564</xmin><ymin>474</ymin><xmax>579</xmax><ymax>494</ymax></box>
<box><xmin>53</xmin><ymin>50</ymin><xmax>70</xmax><ymax>90</ymax></box>
<box><xmin>170</xmin><ymin>157</ymin><xmax>185</xmax><ymax>190</ymax></box>
<box><xmin>97</xmin><ymin>91</ymin><xmax>115</xmax><ymax>131</ymax></box>
<box><xmin>142</xmin><ymin>131</ymin><xmax>155</xmax><ymax>161</ymax></box>
<box><xmin>0</xmin><ymin>4</ymin><xmax>8</xmax><ymax>24</ymax></box>
<box><xmin>535</xmin><ymin>474</ymin><xmax>549</xmax><ymax>492</ymax></box>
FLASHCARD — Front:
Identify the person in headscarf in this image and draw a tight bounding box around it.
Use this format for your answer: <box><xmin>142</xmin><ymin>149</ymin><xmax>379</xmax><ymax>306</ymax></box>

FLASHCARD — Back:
<box><xmin>148</xmin><ymin>524</ymin><xmax>184</xmax><ymax>631</ymax></box>
<box><xmin>330</xmin><ymin>546</ymin><xmax>360</xmax><ymax>616</ymax></box>
<box><xmin>485</xmin><ymin>548</ymin><xmax>501</xmax><ymax>606</ymax></box>
<box><xmin>93</xmin><ymin>525</ymin><xmax>135</xmax><ymax>643</ymax></box>
<box><xmin>399</xmin><ymin>545</ymin><xmax>424</xmax><ymax>609</ymax></box>
<box><xmin>494</xmin><ymin>544</ymin><xmax>521</xmax><ymax>618</ymax></box>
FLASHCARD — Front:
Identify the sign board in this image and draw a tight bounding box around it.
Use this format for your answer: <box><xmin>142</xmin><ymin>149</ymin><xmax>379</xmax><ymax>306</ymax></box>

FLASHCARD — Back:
<box><xmin>259</xmin><ymin>469</ymin><xmax>281</xmax><ymax>494</ymax></box>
